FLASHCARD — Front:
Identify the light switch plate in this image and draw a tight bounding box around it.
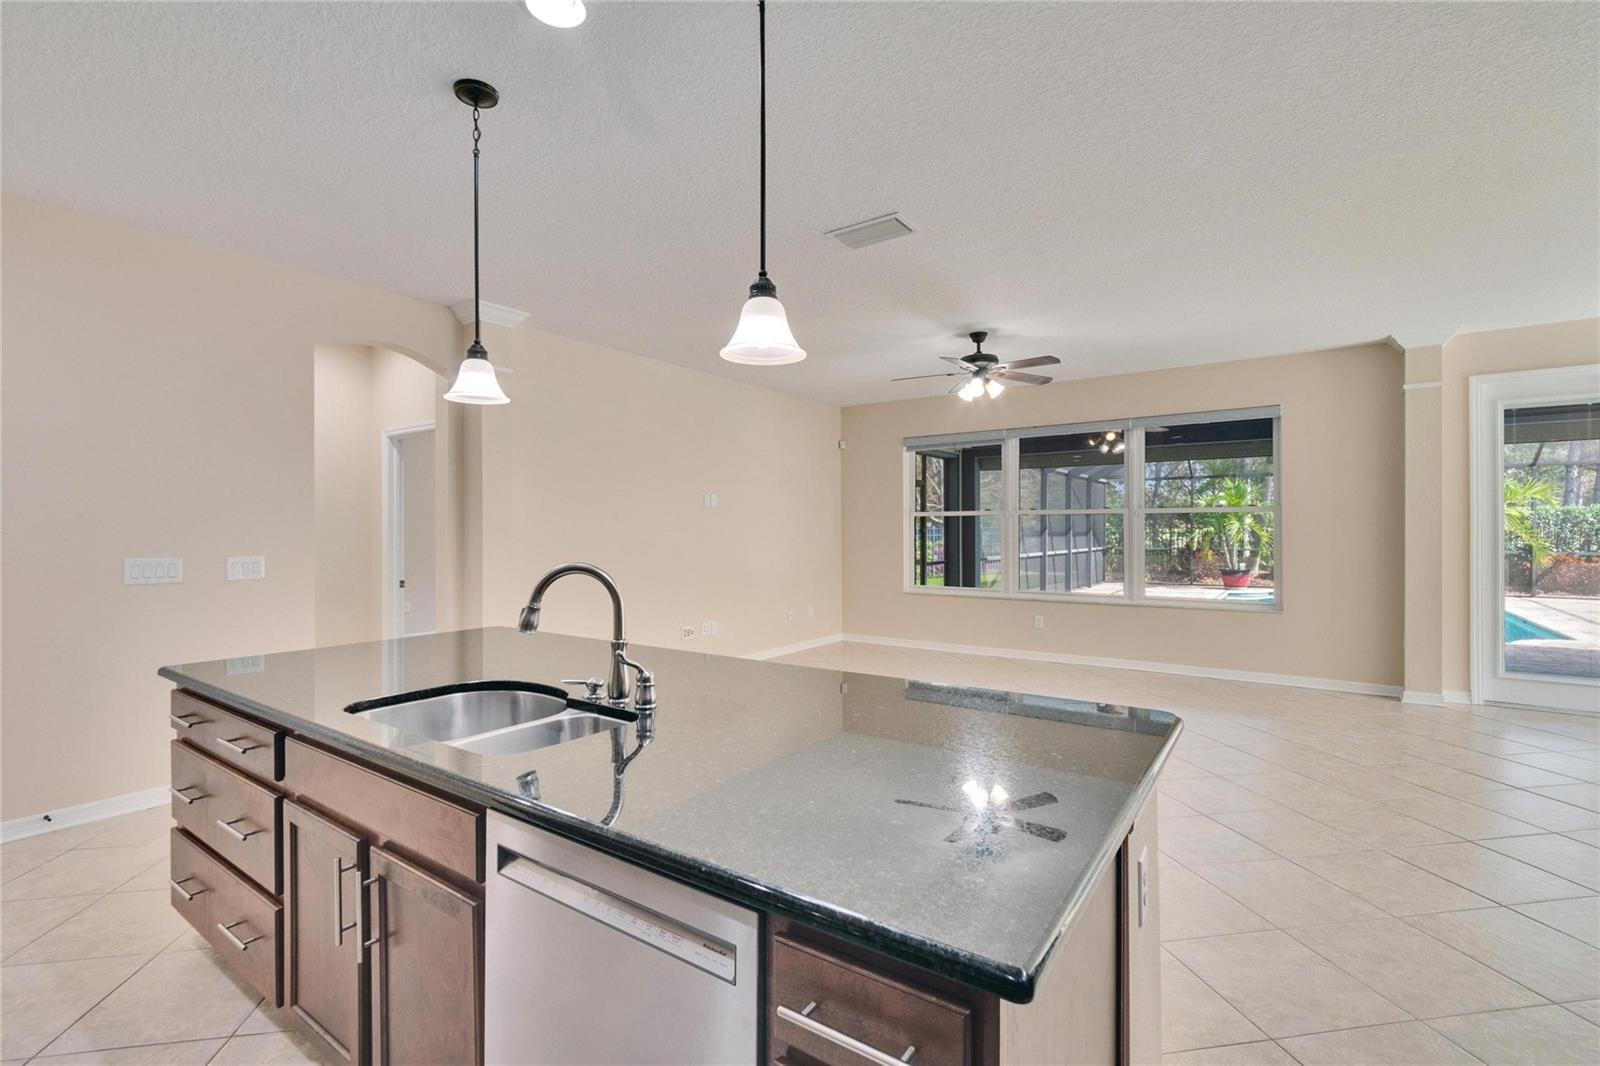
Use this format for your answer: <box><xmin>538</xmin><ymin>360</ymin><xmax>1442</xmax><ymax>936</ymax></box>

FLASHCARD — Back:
<box><xmin>226</xmin><ymin>556</ymin><xmax>266</xmax><ymax>581</ymax></box>
<box><xmin>124</xmin><ymin>557</ymin><xmax>182</xmax><ymax>585</ymax></box>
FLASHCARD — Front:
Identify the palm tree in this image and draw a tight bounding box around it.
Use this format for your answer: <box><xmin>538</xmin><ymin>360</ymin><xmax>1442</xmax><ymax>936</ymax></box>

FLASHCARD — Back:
<box><xmin>1185</xmin><ymin>478</ymin><xmax>1273</xmax><ymax>574</ymax></box>
<box><xmin>1504</xmin><ymin>474</ymin><xmax>1556</xmax><ymax>568</ymax></box>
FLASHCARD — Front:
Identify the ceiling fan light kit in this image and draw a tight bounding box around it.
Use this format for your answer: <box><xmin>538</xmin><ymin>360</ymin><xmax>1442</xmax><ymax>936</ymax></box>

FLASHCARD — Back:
<box><xmin>892</xmin><ymin>331</ymin><xmax>1061</xmax><ymax>401</ymax></box>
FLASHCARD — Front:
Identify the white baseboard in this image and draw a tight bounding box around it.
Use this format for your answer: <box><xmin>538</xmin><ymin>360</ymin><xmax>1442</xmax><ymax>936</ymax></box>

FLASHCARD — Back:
<box><xmin>744</xmin><ymin>633</ymin><xmax>845</xmax><ymax>661</ymax></box>
<box><xmin>1445</xmin><ymin>689</ymin><xmax>1474</xmax><ymax>705</ymax></box>
<box><xmin>1401</xmin><ymin>690</ymin><xmax>1447</xmax><ymax>706</ymax></box>
<box><xmin>1</xmin><ymin>785</ymin><xmax>168</xmax><ymax>844</ymax></box>
<box><xmin>837</xmin><ymin>632</ymin><xmax>1404</xmax><ymax>698</ymax></box>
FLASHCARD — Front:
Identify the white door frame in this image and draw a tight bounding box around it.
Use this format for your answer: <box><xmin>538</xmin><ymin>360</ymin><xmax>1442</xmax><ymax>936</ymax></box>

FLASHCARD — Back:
<box><xmin>1469</xmin><ymin>365</ymin><xmax>1600</xmax><ymax>712</ymax></box>
<box><xmin>381</xmin><ymin>422</ymin><xmax>434</xmax><ymax>640</ymax></box>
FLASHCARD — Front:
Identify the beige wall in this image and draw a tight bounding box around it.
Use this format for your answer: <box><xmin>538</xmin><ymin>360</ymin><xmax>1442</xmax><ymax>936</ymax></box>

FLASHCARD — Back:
<box><xmin>1436</xmin><ymin>319</ymin><xmax>1600</xmax><ymax>694</ymax></box>
<box><xmin>474</xmin><ymin>324</ymin><xmax>844</xmax><ymax>657</ymax></box>
<box><xmin>1</xmin><ymin>194</ymin><xmax>843</xmax><ymax>821</ymax></box>
<box><xmin>312</xmin><ymin>345</ymin><xmax>441</xmax><ymax>646</ymax></box>
<box><xmin>841</xmin><ymin>344</ymin><xmax>1407</xmax><ymax>688</ymax></box>
<box><xmin>1</xmin><ymin>195</ymin><xmax>461</xmax><ymax>818</ymax></box>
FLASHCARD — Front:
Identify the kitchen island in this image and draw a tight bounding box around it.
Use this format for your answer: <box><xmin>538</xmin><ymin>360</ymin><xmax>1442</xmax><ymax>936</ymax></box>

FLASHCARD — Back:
<box><xmin>159</xmin><ymin>626</ymin><xmax>1179</xmax><ymax>1065</ymax></box>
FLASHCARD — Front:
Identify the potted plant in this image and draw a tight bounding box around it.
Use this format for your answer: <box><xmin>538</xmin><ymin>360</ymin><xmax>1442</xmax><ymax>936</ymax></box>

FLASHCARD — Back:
<box><xmin>1186</xmin><ymin>478</ymin><xmax>1273</xmax><ymax>588</ymax></box>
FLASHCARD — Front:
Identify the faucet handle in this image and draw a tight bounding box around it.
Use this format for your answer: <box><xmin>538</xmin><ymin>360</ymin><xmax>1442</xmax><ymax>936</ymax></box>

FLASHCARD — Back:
<box><xmin>633</xmin><ymin>670</ymin><xmax>657</xmax><ymax>713</ymax></box>
<box><xmin>561</xmin><ymin>678</ymin><xmax>605</xmax><ymax>702</ymax></box>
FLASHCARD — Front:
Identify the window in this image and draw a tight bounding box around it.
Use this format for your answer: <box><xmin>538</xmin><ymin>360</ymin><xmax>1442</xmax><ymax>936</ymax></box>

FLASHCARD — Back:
<box><xmin>1016</xmin><ymin>427</ymin><xmax>1127</xmax><ymax>595</ymax></box>
<box><xmin>904</xmin><ymin>408</ymin><xmax>1280</xmax><ymax>610</ymax></box>
<box><xmin>909</xmin><ymin>439</ymin><xmax>1003</xmax><ymax>589</ymax></box>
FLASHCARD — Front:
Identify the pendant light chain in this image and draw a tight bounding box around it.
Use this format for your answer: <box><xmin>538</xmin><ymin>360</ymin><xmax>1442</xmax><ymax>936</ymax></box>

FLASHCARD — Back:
<box><xmin>758</xmin><ymin>0</ymin><xmax>767</xmax><ymax>281</ymax></box>
<box><xmin>471</xmin><ymin>105</ymin><xmax>483</xmax><ymax>348</ymax></box>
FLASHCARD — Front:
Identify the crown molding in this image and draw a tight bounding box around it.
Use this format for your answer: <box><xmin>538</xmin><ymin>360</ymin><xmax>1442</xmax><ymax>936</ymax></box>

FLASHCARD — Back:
<box><xmin>450</xmin><ymin>300</ymin><xmax>529</xmax><ymax>329</ymax></box>
<box><xmin>1386</xmin><ymin>327</ymin><xmax>1458</xmax><ymax>351</ymax></box>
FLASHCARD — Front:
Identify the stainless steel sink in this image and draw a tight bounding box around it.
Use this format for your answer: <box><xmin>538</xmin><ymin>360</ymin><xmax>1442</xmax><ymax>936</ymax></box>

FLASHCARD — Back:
<box><xmin>346</xmin><ymin>682</ymin><xmax>630</xmax><ymax>754</ymax></box>
<box><xmin>451</xmin><ymin>711</ymin><xmax>623</xmax><ymax>756</ymax></box>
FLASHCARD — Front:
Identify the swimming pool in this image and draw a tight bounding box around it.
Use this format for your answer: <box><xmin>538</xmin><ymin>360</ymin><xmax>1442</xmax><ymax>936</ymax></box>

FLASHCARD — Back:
<box><xmin>1505</xmin><ymin>612</ymin><xmax>1571</xmax><ymax>643</ymax></box>
<box><xmin>1222</xmin><ymin>590</ymin><xmax>1276</xmax><ymax>604</ymax></box>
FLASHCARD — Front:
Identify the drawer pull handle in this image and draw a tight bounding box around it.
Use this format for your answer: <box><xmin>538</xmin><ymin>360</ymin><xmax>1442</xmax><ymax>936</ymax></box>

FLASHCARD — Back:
<box><xmin>169</xmin><ymin>876</ymin><xmax>209</xmax><ymax>901</ymax></box>
<box><xmin>217</xmin><ymin>920</ymin><xmax>264</xmax><ymax>952</ymax></box>
<box><xmin>216</xmin><ymin>817</ymin><xmax>263</xmax><ymax>842</ymax></box>
<box><xmin>335</xmin><ymin>857</ymin><xmax>360</xmax><ymax>947</ymax></box>
<box><xmin>169</xmin><ymin>712</ymin><xmax>206</xmax><ymax>730</ymax></box>
<box><xmin>777</xmin><ymin>1001</ymin><xmax>916</xmax><ymax>1066</ymax></box>
<box><xmin>214</xmin><ymin>736</ymin><xmax>261</xmax><ymax>756</ymax></box>
<box><xmin>362</xmin><ymin>875</ymin><xmax>383</xmax><ymax>950</ymax></box>
<box><xmin>170</xmin><ymin>784</ymin><xmax>207</xmax><ymax>805</ymax></box>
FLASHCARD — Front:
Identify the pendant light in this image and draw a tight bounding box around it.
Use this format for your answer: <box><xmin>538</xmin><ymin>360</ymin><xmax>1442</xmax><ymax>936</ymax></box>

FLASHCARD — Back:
<box><xmin>720</xmin><ymin>0</ymin><xmax>806</xmax><ymax>366</ymax></box>
<box><xmin>524</xmin><ymin>0</ymin><xmax>586</xmax><ymax>28</ymax></box>
<box><xmin>445</xmin><ymin>78</ymin><xmax>511</xmax><ymax>406</ymax></box>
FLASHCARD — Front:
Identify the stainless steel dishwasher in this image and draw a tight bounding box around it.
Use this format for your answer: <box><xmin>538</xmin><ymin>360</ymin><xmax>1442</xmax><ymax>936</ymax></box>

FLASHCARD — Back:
<box><xmin>485</xmin><ymin>812</ymin><xmax>759</xmax><ymax>1065</ymax></box>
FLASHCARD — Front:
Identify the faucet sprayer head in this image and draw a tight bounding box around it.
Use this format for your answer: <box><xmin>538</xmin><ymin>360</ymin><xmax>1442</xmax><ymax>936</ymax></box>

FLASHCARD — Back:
<box><xmin>517</xmin><ymin>604</ymin><xmax>541</xmax><ymax>633</ymax></box>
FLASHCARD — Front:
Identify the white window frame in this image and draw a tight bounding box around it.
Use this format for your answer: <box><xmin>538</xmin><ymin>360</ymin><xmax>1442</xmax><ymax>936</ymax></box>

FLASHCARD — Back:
<box><xmin>903</xmin><ymin>407</ymin><xmax>1282</xmax><ymax>612</ymax></box>
<box><xmin>1469</xmin><ymin>366</ymin><xmax>1600</xmax><ymax>712</ymax></box>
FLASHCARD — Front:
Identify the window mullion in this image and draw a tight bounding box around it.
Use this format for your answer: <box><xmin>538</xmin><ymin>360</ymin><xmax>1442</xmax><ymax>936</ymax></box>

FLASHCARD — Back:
<box><xmin>1003</xmin><ymin>436</ymin><xmax>1019</xmax><ymax>595</ymax></box>
<box><xmin>1128</xmin><ymin>425</ymin><xmax>1146</xmax><ymax>603</ymax></box>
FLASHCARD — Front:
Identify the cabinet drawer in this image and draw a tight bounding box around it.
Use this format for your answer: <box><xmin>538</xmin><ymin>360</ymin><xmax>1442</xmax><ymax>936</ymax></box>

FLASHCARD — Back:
<box><xmin>169</xmin><ymin>828</ymin><xmax>281</xmax><ymax>1005</ymax></box>
<box><xmin>171</xmin><ymin>740</ymin><xmax>280</xmax><ymax>894</ymax></box>
<box><xmin>283</xmin><ymin>738</ymin><xmax>481</xmax><ymax>884</ymax></box>
<box><xmin>771</xmin><ymin>934</ymin><xmax>972</xmax><ymax>1066</ymax></box>
<box><xmin>170</xmin><ymin>690</ymin><xmax>282</xmax><ymax>784</ymax></box>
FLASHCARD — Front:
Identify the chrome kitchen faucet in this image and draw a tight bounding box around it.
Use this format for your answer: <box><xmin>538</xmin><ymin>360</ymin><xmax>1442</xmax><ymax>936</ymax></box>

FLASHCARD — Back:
<box><xmin>518</xmin><ymin>563</ymin><xmax>656</xmax><ymax>713</ymax></box>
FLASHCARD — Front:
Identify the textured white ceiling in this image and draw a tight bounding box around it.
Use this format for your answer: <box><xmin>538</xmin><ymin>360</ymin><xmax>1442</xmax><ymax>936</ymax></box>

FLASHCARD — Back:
<box><xmin>4</xmin><ymin>1</ymin><xmax>1596</xmax><ymax>405</ymax></box>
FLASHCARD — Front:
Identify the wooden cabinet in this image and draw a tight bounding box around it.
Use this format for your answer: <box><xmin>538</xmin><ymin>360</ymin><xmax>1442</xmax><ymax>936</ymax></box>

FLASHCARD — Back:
<box><xmin>170</xmin><ymin>740</ymin><xmax>280</xmax><ymax>893</ymax></box>
<box><xmin>170</xmin><ymin>690</ymin><xmax>283</xmax><ymax>783</ymax></box>
<box><xmin>770</xmin><ymin>932</ymin><xmax>979</xmax><ymax>1066</ymax></box>
<box><xmin>367</xmin><ymin>846</ymin><xmax>482</xmax><ymax>1066</ymax></box>
<box><xmin>282</xmin><ymin>800</ymin><xmax>368</xmax><ymax>1066</ymax></box>
<box><xmin>169</xmin><ymin>827</ymin><xmax>282</xmax><ymax>1005</ymax></box>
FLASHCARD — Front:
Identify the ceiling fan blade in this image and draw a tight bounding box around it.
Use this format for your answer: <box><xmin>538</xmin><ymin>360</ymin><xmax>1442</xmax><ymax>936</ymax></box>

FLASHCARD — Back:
<box><xmin>995</xmin><ymin>356</ymin><xmax>1061</xmax><ymax>371</ymax></box>
<box><xmin>939</xmin><ymin>356</ymin><xmax>977</xmax><ymax>368</ymax></box>
<box><xmin>891</xmin><ymin>372</ymin><xmax>964</xmax><ymax>382</ymax></box>
<box><xmin>992</xmin><ymin>370</ymin><xmax>1053</xmax><ymax>386</ymax></box>
<box><xmin>1003</xmin><ymin>791</ymin><xmax>1059</xmax><ymax>812</ymax></box>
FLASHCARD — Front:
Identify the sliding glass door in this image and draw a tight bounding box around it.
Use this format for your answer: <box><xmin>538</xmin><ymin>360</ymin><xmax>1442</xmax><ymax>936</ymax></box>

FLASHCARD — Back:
<box><xmin>1472</xmin><ymin>367</ymin><xmax>1600</xmax><ymax>712</ymax></box>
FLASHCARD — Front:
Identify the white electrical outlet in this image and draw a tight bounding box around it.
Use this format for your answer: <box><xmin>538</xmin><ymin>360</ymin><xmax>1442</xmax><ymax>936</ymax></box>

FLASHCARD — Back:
<box><xmin>703</xmin><ymin>493</ymin><xmax>719</xmax><ymax>508</ymax></box>
<box><xmin>808</xmin><ymin>604</ymin><xmax>815</xmax><ymax>618</ymax></box>
<box><xmin>1136</xmin><ymin>846</ymin><xmax>1149</xmax><ymax>927</ymax></box>
<box><xmin>124</xmin><ymin>558</ymin><xmax>182</xmax><ymax>585</ymax></box>
<box><xmin>226</xmin><ymin>556</ymin><xmax>266</xmax><ymax>581</ymax></box>
<box><xmin>1034</xmin><ymin>615</ymin><xmax>1045</xmax><ymax>629</ymax></box>
<box><xmin>680</xmin><ymin>625</ymin><xmax>696</xmax><ymax>640</ymax></box>
<box><xmin>786</xmin><ymin>609</ymin><xmax>794</xmax><ymax>622</ymax></box>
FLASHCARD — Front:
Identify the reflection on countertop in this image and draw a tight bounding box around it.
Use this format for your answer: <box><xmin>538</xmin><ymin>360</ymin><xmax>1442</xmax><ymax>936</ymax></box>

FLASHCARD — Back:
<box><xmin>161</xmin><ymin>627</ymin><xmax>1180</xmax><ymax>1000</ymax></box>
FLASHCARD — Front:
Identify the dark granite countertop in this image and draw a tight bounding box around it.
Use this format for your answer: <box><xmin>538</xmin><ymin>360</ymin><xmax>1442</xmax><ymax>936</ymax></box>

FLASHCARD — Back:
<box><xmin>159</xmin><ymin>627</ymin><xmax>1180</xmax><ymax>1002</ymax></box>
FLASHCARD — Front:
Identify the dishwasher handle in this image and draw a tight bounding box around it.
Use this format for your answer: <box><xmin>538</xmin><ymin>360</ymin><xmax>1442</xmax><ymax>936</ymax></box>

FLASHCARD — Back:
<box><xmin>496</xmin><ymin>849</ymin><xmax>738</xmax><ymax>984</ymax></box>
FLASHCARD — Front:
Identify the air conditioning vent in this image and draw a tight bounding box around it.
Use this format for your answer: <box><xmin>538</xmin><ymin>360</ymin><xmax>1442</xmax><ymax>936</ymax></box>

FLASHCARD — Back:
<box><xmin>826</xmin><ymin>213</ymin><xmax>914</xmax><ymax>250</ymax></box>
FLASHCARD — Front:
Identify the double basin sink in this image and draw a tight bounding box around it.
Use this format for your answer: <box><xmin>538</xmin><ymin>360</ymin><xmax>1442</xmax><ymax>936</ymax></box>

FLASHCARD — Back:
<box><xmin>346</xmin><ymin>681</ymin><xmax>631</xmax><ymax>756</ymax></box>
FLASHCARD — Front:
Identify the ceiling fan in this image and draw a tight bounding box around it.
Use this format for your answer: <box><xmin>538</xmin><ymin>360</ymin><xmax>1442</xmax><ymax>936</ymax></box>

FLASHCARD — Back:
<box><xmin>891</xmin><ymin>331</ymin><xmax>1061</xmax><ymax>400</ymax></box>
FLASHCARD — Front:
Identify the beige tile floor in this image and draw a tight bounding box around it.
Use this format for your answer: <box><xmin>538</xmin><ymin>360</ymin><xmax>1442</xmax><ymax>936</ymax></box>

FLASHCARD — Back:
<box><xmin>779</xmin><ymin>640</ymin><xmax>1600</xmax><ymax>1066</ymax></box>
<box><xmin>1</xmin><ymin>807</ymin><xmax>331</xmax><ymax>1065</ymax></box>
<box><xmin>3</xmin><ymin>640</ymin><xmax>1597</xmax><ymax>1065</ymax></box>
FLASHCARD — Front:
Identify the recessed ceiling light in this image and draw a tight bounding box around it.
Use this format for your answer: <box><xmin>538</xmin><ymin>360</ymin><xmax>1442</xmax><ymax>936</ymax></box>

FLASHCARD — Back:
<box><xmin>525</xmin><ymin>0</ymin><xmax>585</xmax><ymax>29</ymax></box>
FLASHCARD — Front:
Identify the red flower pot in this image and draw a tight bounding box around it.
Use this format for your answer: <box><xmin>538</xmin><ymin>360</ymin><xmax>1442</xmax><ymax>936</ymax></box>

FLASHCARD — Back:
<box><xmin>1220</xmin><ymin>569</ymin><xmax>1252</xmax><ymax>589</ymax></box>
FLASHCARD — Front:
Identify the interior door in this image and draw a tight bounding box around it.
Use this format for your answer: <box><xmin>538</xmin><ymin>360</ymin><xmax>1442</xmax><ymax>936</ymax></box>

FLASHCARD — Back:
<box><xmin>282</xmin><ymin>800</ymin><xmax>368</xmax><ymax>1065</ymax></box>
<box><xmin>367</xmin><ymin>845</ymin><xmax>482</xmax><ymax>1066</ymax></box>
<box><xmin>1472</xmin><ymin>368</ymin><xmax>1600</xmax><ymax>712</ymax></box>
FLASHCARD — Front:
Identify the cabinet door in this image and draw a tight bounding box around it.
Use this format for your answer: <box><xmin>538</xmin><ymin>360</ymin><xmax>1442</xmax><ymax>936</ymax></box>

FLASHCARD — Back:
<box><xmin>282</xmin><ymin>800</ymin><xmax>367</xmax><ymax>1066</ymax></box>
<box><xmin>368</xmin><ymin>845</ymin><xmax>482</xmax><ymax>1066</ymax></box>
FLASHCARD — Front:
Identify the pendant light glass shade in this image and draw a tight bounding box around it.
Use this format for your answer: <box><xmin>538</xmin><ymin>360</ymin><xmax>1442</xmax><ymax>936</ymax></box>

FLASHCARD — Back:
<box><xmin>524</xmin><ymin>0</ymin><xmax>586</xmax><ymax>28</ymax></box>
<box><xmin>445</xmin><ymin>343</ymin><xmax>509</xmax><ymax>404</ymax></box>
<box><xmin>720</xmin><ymin>293</ymin><xmax>806</xmax><ymax>365</ymax></box>
<box><xmin>958</xmin><ymin>376</ymin><xmax>985</xmax><ymax>402</ymax></box>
